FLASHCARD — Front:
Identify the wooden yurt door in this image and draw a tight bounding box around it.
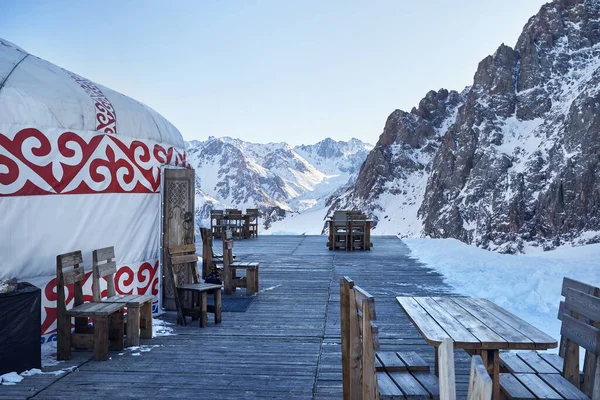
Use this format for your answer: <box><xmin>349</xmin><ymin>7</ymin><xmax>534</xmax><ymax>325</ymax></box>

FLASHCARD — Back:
<box><xmin>162</xmin><ymin>167</ymin><xmax>195</xmax><ymax>310</ymax></box>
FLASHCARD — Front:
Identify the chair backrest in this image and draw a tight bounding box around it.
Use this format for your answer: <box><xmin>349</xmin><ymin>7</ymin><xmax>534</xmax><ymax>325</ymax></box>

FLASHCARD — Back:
<box><xmin>558</xmin><ymin>277</ymin><xmax>600</xmax><ymax>397</ymax></box>
<box><xmin>333</xmin><ymin>211</ymin><xmax>348</xmax><ymax>227</ymax></box>
<box><xmin>211</xmin><ymin>209</ymin><xmax>223</xmax><ymax>218</ymax></box>
<box><xmin>246</xmin><ymin>208</ymin><xmax>259</xmax><ymax>222</ymax></box>
<box><xmin>92</xmin><ymin>246</ymin><xmax>117</xmax><ymax>302</ymax></box>
<box><xmin>340</xmin><ymin>276</ymin><xmax>492</xmax><ymax>400</ymax></box>
<box><xmin>200</xmin><ymin>228</ymin><xmax>216</xmax><ymax>277</ymax></box>
<box><xmin>56</xmin><ymin>251</ymin><xmax>85</xmax><ymax>313</ymax></box>
<box><xmin>168</xmin><ymin>244</ymin><xmax>200</xmax><ymax>285</ymax></box>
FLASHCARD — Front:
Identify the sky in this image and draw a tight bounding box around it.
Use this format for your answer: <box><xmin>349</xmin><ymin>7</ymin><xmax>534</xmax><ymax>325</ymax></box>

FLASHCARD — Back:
<box><xmin>1</xmin><ymin>0</ymin><xmax>547</xmax><ymax>146</ymax></box>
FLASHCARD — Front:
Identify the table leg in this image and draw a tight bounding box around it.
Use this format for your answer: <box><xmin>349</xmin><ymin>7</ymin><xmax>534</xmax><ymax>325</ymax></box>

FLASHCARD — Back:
<box><xmin>481</xmin><ymin>349</ymin><xmax>500</xmax><ymax>400</ymax></box>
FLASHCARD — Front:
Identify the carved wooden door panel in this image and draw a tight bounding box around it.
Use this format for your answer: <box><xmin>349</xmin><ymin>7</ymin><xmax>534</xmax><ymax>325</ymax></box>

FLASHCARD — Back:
<box><xmin>162</xmin><ymin>168</ymin><xmax>195</xmax><ymax>310</ymax></box>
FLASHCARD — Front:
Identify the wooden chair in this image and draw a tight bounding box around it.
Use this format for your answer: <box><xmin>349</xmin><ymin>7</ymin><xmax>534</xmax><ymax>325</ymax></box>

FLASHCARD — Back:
<box><xmin>340</xmin><ymin>277</ymin><xmax>492</xmax><ymax>399</ymax></box>
<box><xmin>166</xmin><ymin>244</ymin><xmax>222</xmax><ymax>327</ymax></box>
<box><xmin>347</xmin><ymin>213</ymin><xmax>367</xmax><ymax>251</ymax></box>
<box><xmin>500</xmin><ymin>277</ymin><xmax>599</xmax><ymax>399</ymax></box>
<box><xmin>222</xmin><ymin>237</ymin><xmax>259</xmax><ymax>296</ymax></box>
<box><xmin>91</xmin><ymin>246</ymin><xmax>154</xmax><ymax>347</ymax></box>
<box><xmin>210</xmin><ymin>209</ymin><xmax>224</xmax><ymax>238</ymax></box>
<box><xmin>56</xmin><ymin>251</ymin><xmax>125</xmax><ymax>361</ymax></box>
<box><xmin>332</xmin><ymin>210</ymin><xmax>349</xmax><ymax>250</ymax></box>
<box><xmin>246</xmin><ymin>208</ymin><xmax>259</xmax><ymax>238</ymax></box>
<box><xmin>199</xmin><ymin>227</ymin><xmax>236</xmax><ymax>280</ymax></box>
<box><xmin>225</xmin><ymin>209</ymin><xmax>244</xmax><ymax>239</ymax></box>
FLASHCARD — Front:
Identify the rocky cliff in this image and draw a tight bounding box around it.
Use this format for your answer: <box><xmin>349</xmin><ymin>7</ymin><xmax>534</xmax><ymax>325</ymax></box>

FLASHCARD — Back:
<box><xmin>330</xmin><ymin>0</ymin><xmax>600</xmax><ymax>252</ymax></box>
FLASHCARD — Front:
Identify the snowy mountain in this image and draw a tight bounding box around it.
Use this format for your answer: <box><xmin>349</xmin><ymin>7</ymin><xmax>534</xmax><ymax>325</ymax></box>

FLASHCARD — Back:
<box><xmin>329</xmin><ymin>0</ymin><xmax>600</xmax><ymax>253</ymax></box>
<box><xmin>186</xmin><ymin>137</ymin><xmax>372</xmax><ymax>229</ymax></box>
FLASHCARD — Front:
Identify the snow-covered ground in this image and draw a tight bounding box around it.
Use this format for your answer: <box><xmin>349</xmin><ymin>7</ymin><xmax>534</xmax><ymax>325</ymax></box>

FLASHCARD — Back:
<box><xmin>404</xmin><ymin>238</ymin><xmax>600</xmax><ymax>346</ymax></box>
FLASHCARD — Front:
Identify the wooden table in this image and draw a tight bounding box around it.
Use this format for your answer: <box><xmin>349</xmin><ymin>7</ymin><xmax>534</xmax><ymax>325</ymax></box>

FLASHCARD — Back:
<box><xmin>396</xmin><ymin>296</ymin><xmax>557</xmax><ymax>400</ymax></box>
<box><xmin>221</xmin><ymin>214</ymin><xmax>251</xmax><ymax>239</ymax></box>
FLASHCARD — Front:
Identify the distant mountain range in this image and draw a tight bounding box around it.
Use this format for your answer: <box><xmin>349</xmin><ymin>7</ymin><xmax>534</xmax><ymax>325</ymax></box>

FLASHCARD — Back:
<box><xmin>186</xmin><ymin>137</ymin><xmax>372</xmax><ymax>231</ymax></box>
<box><xmin>328</xmin><ymin>0</ymin><xmax>600</xmax><ymax>252</ymax></box>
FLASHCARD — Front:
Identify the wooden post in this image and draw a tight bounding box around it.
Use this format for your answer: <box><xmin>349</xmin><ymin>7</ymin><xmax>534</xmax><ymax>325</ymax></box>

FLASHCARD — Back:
<box><xmin>361</xmin><ymin>298</ymin><xmax>377</xmax><ymax>400</ymax></box>
<box><xmin>166</xmin><ymin>251</ymin><xmax>186</xmax><ymax>326</ymax></box>
<box><xmin>438</xmin><ymin>337</ymin><xmax>456</xmax><ymax>400</ymax></box>
<box><xmin>467</xmin><ymin>355</ymin><xmax>493</xmax><ymax>400</ymax></box>
<box><xmin>140</xmin><ymin>301</ymin><xmax>153</xmax><ymax>339</ymax></box>
<box><xmin>200</xmin><ymin>291</ymin><xmax>207</xmax><ymax>328</ymax></box>
<box><xmin>340</xmin><ymin>278</ymin><xmax>352</xmax><ymax>400</ymax></box>
<box><xmin>214</xmin><ymin>289</ymin><xmax>222</xmax><ymax>324</ymax></box>
<box><xmin>126</xmin><ymin>305</ymin><xmax>141</xmax><ymax>347</ymax></box>
<box><xmin>93</xmin><ymin>316</ymin><xmax>110</xmax><ymax>361</ymax></box>
<box><xmin>108</xmin><ymin>309</ymin><xmax>124</xmax><ymax>351</ymax></box>
<box><xmin>348</xmin><ymin>283</ymin><xmax>361</xmax><ymax>399</ymax></box>
<box><xmin>223</xmin><ymin>238</ymin><xmax>232</xmax><ymax>295</ymax></box>
<box><xmin>563</xmin><ymin>339</ymin><xmax>581</xmax><ymax>388</ymax></box>
<box><xmin>56</xmin><ymin>255</ymin><xmax>72</xmax><ymax>361</ymax></box>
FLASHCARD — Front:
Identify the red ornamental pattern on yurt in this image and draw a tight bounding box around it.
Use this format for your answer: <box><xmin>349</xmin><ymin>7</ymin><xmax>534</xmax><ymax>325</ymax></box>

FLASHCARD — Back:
<box><xmin>39</xmin><ymin>260</ymin><xmax>160</xmax><ymax>342</ymax></box>
<box><xmin>0</xmin><ymin>128</ymin><xmax>188</xmax><ymax>196</ymax></box>
<box><xmin>66</xmin><ymin>71</ymin><xmax>117</xmax><ymax>133</ymax></box>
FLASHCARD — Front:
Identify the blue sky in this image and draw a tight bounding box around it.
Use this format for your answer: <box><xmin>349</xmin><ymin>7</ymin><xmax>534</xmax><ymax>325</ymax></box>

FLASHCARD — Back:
<box><xmin>2</xmin><ymin>1</ymin><xmax>546</xmax><ymax>145</ymax></box>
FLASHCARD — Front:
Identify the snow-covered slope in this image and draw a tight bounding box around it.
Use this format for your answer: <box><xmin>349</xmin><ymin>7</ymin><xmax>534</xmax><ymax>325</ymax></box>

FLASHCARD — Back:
<box><xmin>186</xmin><ymin>137</ymin><xmax>372</xmax><ymax>230</ymax></box>
<box><xmin>405</xmin><ymin>238</ymin><xmax>600</xmax><ymax>345</ymax></box>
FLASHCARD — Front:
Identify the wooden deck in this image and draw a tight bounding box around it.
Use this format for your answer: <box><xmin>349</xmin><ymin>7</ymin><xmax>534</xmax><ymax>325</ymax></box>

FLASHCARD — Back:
<box><xmin>4</xmin><ymin>235</ymin><xmax>473</xmax><ymax>399</ymax></box>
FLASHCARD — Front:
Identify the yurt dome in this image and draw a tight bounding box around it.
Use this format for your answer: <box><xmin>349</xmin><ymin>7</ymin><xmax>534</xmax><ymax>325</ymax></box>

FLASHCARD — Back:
<box><xmin>0</xmin><ymin>38</ymin><xmax>184</xmax><ymax>148</ymax></box>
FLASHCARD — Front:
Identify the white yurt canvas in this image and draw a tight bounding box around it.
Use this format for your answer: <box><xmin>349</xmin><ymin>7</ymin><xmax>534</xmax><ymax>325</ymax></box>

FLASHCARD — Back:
<box><xmin>0</xmin><ymin>38</ymin><xmax>189</xmax><ymax>344</ymax></box>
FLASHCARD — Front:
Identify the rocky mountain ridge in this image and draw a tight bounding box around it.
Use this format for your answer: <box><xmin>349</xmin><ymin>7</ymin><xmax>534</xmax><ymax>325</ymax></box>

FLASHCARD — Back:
<box><xmin>329</xmin><ymin>0</ymin><xmax>600</xmax><ymax>252</ymax></box>
<box><xmin>186</xmin><ymin>136</ymin><xmax>372</xmax><ymax>229</ymax></box>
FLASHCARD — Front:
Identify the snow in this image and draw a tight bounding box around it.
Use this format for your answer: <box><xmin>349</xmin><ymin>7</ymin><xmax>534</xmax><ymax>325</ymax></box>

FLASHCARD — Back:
<box><xmin>152</xmin><ymin>318</ymin><xmax>176</xmax><ymax>337</ymax></box>
<box><xmin>0</xmin><ymin>372</ymin><xmax>23</xmax><ymax>385</ymax></box>
<box><xmin>404</xmin><ymin>238</ymin><xmax>600</xmax><ymax>345</ymax></box>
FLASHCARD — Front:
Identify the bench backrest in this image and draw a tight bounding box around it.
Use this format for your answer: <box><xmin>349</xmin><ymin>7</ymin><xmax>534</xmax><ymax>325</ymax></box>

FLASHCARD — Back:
<box><xmin>168</xmin><ymin>244</ymin><xmax>200</xmax><ymax>285</ymax></box>
<box><xmin>225</xmin><ymin>209</ymin><xmax>241</xmax><ymax>215</ymax></box>
<box><xmin>340</xmin><ymin>276</ymin><xmax>492</xmax><ymax>400</ymax></box>
<box><xmin>92</xmin><ymin>246</ymin><xmax>117</xmax><ymax>302</ymax></box>
<box><xmin>558</xmin><ymin>277</ymin><xmax>600</xmax><ymax>397</ymax></box>
<box><xmin>56</xmin><ymin>250</ymin><xmax>86</xmax><ymax>314</ymax></box>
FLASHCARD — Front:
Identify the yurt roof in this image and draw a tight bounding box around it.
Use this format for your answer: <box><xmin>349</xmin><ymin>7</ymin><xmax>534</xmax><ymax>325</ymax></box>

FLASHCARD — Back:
<box><xmin>0</xmin><ymin>38</ymin><xmax>184</xmax><ymax>148</ymax></box>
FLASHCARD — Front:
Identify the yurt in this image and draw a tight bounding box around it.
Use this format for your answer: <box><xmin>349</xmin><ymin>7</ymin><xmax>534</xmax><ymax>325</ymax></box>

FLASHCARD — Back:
<box><xmin>0</xmin><ymin>38</ymin><xmax>193</xmax><ymax>344</ymax></box>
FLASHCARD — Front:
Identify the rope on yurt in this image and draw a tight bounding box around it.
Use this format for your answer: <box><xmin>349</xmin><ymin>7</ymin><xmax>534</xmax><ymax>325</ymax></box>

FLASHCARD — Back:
<box><xmin>0</xmin><ymin>53</ymin><xmax>29</xmax><ymax>95</ymax></box>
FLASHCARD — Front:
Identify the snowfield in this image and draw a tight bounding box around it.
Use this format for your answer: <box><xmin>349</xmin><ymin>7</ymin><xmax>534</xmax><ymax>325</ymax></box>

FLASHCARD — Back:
<box><xmin>404</xmin><ymin>238</ymin><xmax>600</xmax><ymax>346</ymax></box>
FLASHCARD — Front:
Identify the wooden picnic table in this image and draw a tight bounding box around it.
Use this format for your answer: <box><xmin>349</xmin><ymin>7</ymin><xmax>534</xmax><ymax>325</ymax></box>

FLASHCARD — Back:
<box><xmin>396</xmin><ymin>296</ymin><xmax>558</xmax><ymax>400</ymax></box>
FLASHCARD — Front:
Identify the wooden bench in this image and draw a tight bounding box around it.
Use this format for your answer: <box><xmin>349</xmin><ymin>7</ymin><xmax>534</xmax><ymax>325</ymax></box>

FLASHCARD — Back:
<box><xmin>167</xmin><ymin>244</ymin><xmax>222</xmax><ymax>327</ymax></box>
<box><xmin>222</xmin><ymin>238</ymin><xmax>259</xmax><ymax>296</ymax></box>
<box><xmin>91</xmin><ymin>246</ymin><xmax>154</xmax><ymax>347</ymax></box>
<box><xmin>340</xmin><ymin>276</ymin><xmax>492</xmax><ymax>399</ymax></box>
<box><xmin>500</xmin><ymin>277</ymin><xmax>599</xmax><ymax>399</ymax></box>
<box><xmin>56</xmin><ymin>251</ymin><xmax>125</xmax><ymax>361</ymax></box>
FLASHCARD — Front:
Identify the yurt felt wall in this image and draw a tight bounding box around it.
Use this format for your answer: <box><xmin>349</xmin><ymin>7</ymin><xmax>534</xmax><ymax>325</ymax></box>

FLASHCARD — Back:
<box><xmin>0</xmin><ymin>38</ymin><xmax>188</xmax><ymax>343</ymax></box>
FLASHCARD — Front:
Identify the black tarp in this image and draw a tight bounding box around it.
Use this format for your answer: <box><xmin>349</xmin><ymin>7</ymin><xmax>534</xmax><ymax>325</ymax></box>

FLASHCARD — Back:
<box><xmin>0</xmin><ymin>282</ymin><xmax>41</xmax><ymax>375</ymax></box>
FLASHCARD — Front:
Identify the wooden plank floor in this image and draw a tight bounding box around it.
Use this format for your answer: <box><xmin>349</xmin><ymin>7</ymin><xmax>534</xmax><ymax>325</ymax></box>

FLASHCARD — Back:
<box><xmin>6</xmin><ymin>235</ymin><xmax>472</xmax><ymax>399</ymax></box>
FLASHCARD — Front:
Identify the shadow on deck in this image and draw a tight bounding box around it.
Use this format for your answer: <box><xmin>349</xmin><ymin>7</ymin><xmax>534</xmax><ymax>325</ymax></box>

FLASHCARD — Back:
<box><xmin>5</xmin><ymin>235</ymin><xmax>472</xmax><ymax>399</ymax></box>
